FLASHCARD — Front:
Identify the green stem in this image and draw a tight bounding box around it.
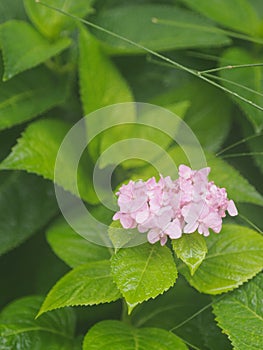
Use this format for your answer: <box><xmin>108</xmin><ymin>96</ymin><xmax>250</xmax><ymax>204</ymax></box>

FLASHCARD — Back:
<box><xmin>121</xmin><ymin>299</ymin><xmax>131</xmax><ymax>325</ymax></box>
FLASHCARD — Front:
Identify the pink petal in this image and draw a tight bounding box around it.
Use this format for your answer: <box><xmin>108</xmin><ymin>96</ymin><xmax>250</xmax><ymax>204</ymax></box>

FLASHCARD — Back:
<box><xmin>184</xmin><ymin>221</ymin><xmax>198</xmax><ymax>233</ymax></box>
<box><xmin>160</xmin><ymin>235</ymin><xmax>168</xmax><ymax>246</ymax></box>
<box><xmin>147</xmin><ymin>229</ymin><xmax>160</xmax><ymax>244</ymax></box>
<box><xmin>165</xmin><ymin>221</ymin><xmax>182</xmax><ymax>239</ymax></box>
<box><xmin>227</xmin><ymin>200</ymin><xmax>238</xmax><ymax>216</ymax></box>
<box><xmin>120</xmin><ymin>215</ymin><xmax>136</xmax><ymax>229</ymax></box>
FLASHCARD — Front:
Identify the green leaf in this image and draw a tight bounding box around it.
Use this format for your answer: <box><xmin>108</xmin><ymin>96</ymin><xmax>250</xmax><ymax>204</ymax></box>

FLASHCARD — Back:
<box><xmin>0</xmin><ymin>63</ymin><xmax>68</xmax><ymax>130</ymax></box>
<box><xmin>0</xmin><ymin>119</ymin><xmax>98</xmax><ymax>204</ymax></box>
<box><xmin>152</xmin><ymin>80</ymin><xmax>233</xmax><ymax>152</ymax></box>
<box><xmin>0</xmin><ymin>172</ymin><xmax>57</xmax><ymax>256</ymax></box>
<box><xmin>83</xmin><ymin>320</ymin><xmax>188</xmax><ymax>350</ymax></box>
<box><xmin>24</xmin><ymin>0</ymin><xmax>94</xmax><ymax>39</ymax></box>
<box><xmin>111</xmin><ymin>243</ymin><xmax>177</xmax><ymax>313</ymax></box>
<box><xmin>79</xmin><ymin>26</ymin><xmax>133</xmax><ymax>114</ymax></box>
<box><xmin>38</xmin><ymin>260</ymin><xmax>121</xmax><ymax>316</ymax></box>
<box><xmin>46</xmin><ymin>217</ymin><xmax>112</xmax><ymax>268</ymax></box>
<box><xmin>219</xmin><ymin>48</ymin><xmax>263</xmax><ymax>131</ymax></box>
<box><xmin>0</xmin><ymin>295</ymin><xmax>76</xmax><ymax>350</ymax></box>
<box><xmin>213</xmin><ymin>273</ymin><xmax>263</xmax><ymax>350</ymax></box>
<box><xmin>0</xmin><ymin>0</ymin><xmax>27</xmax><ymax>24</ymax></box>
<box><xmin>172</xmin><ymin>232</ymin><xmax>208</xmax><ymax>276</ymax></box>
<box><xmin>0</xmin><ymin>20</ymin><xmax>71</xmax><ymax>80</ymax></box>
<box><xmin>181</xmin><ymin>0</ymin><xmax>261</xmax><ymax>36</ymax></box>
<box><xmin>180</xmin><ymin>225</ymin><xmax>263</xmax><ymax>294</ymax></box>
<box><xmin>92</xmin><ymin>5</ymin><xmax>230</xmax><ymax>54</ymax></box>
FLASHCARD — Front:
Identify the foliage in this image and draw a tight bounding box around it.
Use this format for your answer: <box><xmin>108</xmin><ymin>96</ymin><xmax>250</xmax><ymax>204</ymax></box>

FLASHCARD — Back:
<box><xmin>0</xmin><ymin>0</ymin><xmax>262</xmax><ymax>349</ymax></box>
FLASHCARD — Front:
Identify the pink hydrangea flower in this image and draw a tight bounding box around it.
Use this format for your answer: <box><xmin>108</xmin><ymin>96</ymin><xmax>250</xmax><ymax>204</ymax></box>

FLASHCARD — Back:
<box><xmin>113</xmin><ymin>165</ymin><xmax>238</xmax><ymax>245</ymax></box>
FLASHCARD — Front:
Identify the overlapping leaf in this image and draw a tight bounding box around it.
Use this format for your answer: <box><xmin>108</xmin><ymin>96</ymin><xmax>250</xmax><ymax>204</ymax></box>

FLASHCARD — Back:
<box><xmin>38</xmin><ymin>260</ymin><xmax>121</xmax><ymax>316</ymax></box>
<box><xmin>0</xmin><ymin>20</ymin><xmax>71</xmax><ymax>80</ymax></box>
<box><xmin>213</xmin><ymin>273</ymin><xmax>263</xmax><ymax>350</ymax></box>
<box><xmin>180</xmin><ymin>225</ymin><xmax>263</xmax><ymax>294</ymax></box>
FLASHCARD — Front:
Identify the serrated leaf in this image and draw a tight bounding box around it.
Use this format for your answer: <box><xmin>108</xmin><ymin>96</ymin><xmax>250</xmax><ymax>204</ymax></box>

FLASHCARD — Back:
<box><xmin>0</xmin><ymin>119</ymin><xmax>98</xmax><ymax>204</ymax></box>
<box><xmin>0</xmin><ymin>295</ymin><xmax>76</xmax><ymax>350</ymax></box>
<box><xmin>213</xmin><ymin>273</ymin><xmax>263</xmax><ymax>350</ymax></box>
<box><xmin>181</xmin><ymin>0</ymin><xmax>261</xmax><ymax>36</ymax></box>
<box><xmin>172</xmin><ymin>232</ymin><xmax>208</xmax><ymax>275</ymax></box>
<box><xmin>83</xmin><ymin>320</ymin><xmax>188</xmax><ymax>350</ymax></box>
<box><xmin>180</xmin><ymin>225</ymin><xmax>263</xmax><ymax>294</ymax></box>
<box><xmin>111</xmin><ymin>243</ymin><xmax>177</xmax><ymax>313</ymax></box>
<box><xmin>46</xmin><ymin>217</ymin><xmax>112</xmax><ymax>268</ymax></box>
<box><xmin>92</xmin><ymin>5</ymin><xmax>230</xmax><ymax>54</ymax></box>
<box><xmin>0</xmin><ymin>20</ymin><xmax>71</xmax><ymax>80</ymax></box>
<box><xmin>0</xmin><ymin>172</ymin><xmax>57</xmax><ymax>256</ymax></box>
<box><xmin>24</xmin><ymin>0</ymin><xmax>94</xmax><ymax>39</ymax></box>
<box><xmin>220</xmin><ymin>48</ymin><xmax>263</xmax><ymax>131</ymax></box>
<box><xmin>38</xmin><ymin>260</ymin><xmax>121</xmax><ymax>316</ymax></box>
<box><xmin>0</xmin><ymin>63</ymin><xmax>68</xmax><ymax>130</ymax></box>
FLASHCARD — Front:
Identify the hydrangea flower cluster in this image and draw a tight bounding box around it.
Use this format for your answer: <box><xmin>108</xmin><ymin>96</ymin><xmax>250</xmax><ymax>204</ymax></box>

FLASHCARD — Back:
<box><xmin>113</xmin><ymin>165</ymin><xmax>238</xmax><ymax>246</ymax></box>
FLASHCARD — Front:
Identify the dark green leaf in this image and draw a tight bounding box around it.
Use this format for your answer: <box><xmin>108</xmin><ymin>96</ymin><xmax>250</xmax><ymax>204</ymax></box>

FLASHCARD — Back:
<box><xmin>0</xmin><ymin>119</ymin><xmax>98</xmax><ymax>204</ymax></box>
<box><xmin>46</xmin><ymin>217</ymin><xmax>112</xmax><ymax>268</ymax></box>
<box><xmin>0</xmin><ymin>63</ymin><xmax>68</xmax><ymax>130</ymax></box>
<box><xmin>220</xmin><ymin>48</ymin><xmax>263</xmax><ymax>131</ymax></box>
<box><xmin>180</xmin><ymin>225</ymin><xmax>263</xmax><ymax>294</ymax></box>
<box><xmin>181</xmin><ymin>0</ymin><xmax>261</xmax><ymax>36</ymax></box>
<box><xmin>0</xmin><ymin>295</ymin><xmax>76</xmax><ymax>350</ymax></box>
<box><xmin>213</xmin><ymin>273</ymin><xmax>263</xmax><ymax>350</ymax></box>
<box><xmin>0</xmin><ymin>172</ymin><xmax>57</xmax><ymax>256</ymax></box>
<box><xmin>0</xmin><ymin>20</ymin><xmax>71</xmax><ymax>80</ymax></box>
<box><xmin>0</xmin><ymin>0</ymin><xmax>27</xmax><ymax>24</ymax></box>
<box><xmin>92</xmin><ymin>5</ymin><xmax>230</xmax><ymax>54</ymax></box>
<box><xmin>172</xmin><ymin>232</ymin><xmax>208</xmax><ymax>275</ymax></box>
<box><xmin>38</xmin><ymin>260</ymin><xmax>121</xmax><ymax>316</ymax></box>
<box><xmin>111</xmin><ymin>243</ymin><xmax>177</xmax><ymax>313</ymax></box>
<box><xmin>24</xmin><ymin>0</ymin><xmax>94</xmax><ymax>39</ymax></box>
<box><xmin>83</xmin><ymin>320</ymin><xmax>188</xmax><ymax>350</ymax></box>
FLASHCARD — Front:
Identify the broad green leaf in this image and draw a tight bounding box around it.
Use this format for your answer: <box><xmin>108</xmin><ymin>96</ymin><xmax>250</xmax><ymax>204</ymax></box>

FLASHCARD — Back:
<box><xmin>0</xmin><ymin>20</ymin><xmax>71</xmax><ymax>80</ymax></box>
<box><xmin>0</xmin><ymin>172</ymin><xmax>57</xmax><ymax>256</ymax></box>
<box><xmin>111</xmin><ymin>243</ymin><xmax>177</xmax><ymax>313</ymax></box>
<box><xmin>152</xmin><ymin>80</ymin><xmax>233</xmax><ymax>152</ymax></box>
<box><xmin>172</xmin><ymin>232</ymin><xmax>208</xmax><ymax>275</ymax></box>
<box><xmin>79</xmin><ymin>27</ymin><xmax>133</xmax><ymax>115</ymax></box>
<box><xmin>180</xmin><ymin>225</ymin><xmax>263</xmax><ymax>294</ymax></box>
<box><xmin>220</xmin><ymin>48</ymin><xmax>263</xmax><ymax>131</ymax></box>
<box><xmin>0</xmin><ymin>295</ymin><xmax>76</xmax><ymax>350</ymax></box>
<box><xmin>46</xmin><ymin>217</ymin><xmax>112</xmax><ymax>268</ymax></box>
<box><xmin>24</xmin><ymin>0</ymin><xmax>94</xmax><ymax>39</ymax></box>
<box><xmin>0</xmin><ymin>119</ymin><xmax>98</xmax><ymax>204</ymax></box>
<box><xmin>38</xmin><ymin>260</ymin><xmax>121</xmax><ymax>316</ymax></box>
<box><xmin>92</xmin><ymin>5</ymin><xmax>230</xmax><ymax>54</ymax></box>
<box><xmin>213</xmin><ymin>273</ymin><xmax>263</xmax><ymax>350</ymax></box>
<box><xmin>131</xmin><ymin>276</ymin><xmax>210</xmax><ymax>350</ymax></box>
<box><xmin>0</xmin><ymin>63</ymin><xmax>68</xmax><ymax>130</ymax></box>
<box><xmin>108</xmin><ymin>220</ymin><xmax>147</xmax><ymax>251</ymax></box>
<box><xmin>83</xmin><ymin>320</ymin><xmax>188</xmax><ymax>350</ymax></box>
<box><xmin>181</xmin><ymin>0</ymin><xmax>261</xmax><ymax>36</ymax></box>
<box><xmin>0</xmin><ymin>0</ymin><xmax>27</xmax><ymax>24</ymax></box>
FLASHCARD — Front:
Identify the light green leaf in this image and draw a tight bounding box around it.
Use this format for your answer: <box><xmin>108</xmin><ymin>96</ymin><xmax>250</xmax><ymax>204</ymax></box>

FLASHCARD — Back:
<box><xmin>0</xmin><ymin>20</ymin><xmax>71</xmax><ymax>80</ymax></box>
<box><xmin>83</xmin><ymin>320</ymin><xmax>188</xmax><ymax>350</ymax></box>
<box><xmin>0</xmin><ymin>295</ymin><xmax>76</xmax><ymax>350</ymax></box>
<box><xmin>0</xmin><ymin>63</ymin><xmax>68</xmax><ymax>130</ymax></box>
<box><xmin>0</xmin><ymin>172</ymin><xmax>57</xmax><ymax>256</ymax></box>
<box><xmin>24</xmin><ymin>0</ymin><xmax>94</xmax><ymax>39</ymax></box>
<box><xmin>219</xmin><ymin>48</ymin><xmax>263</xmax><ymax>131</ymax></box>
<box><xmin>213</xmin><ymin>273</ymin><xmax>263</xmax><ymax>350</ymax></box>
<box><xmin>181</xmin><ymin>0</ymin><xmax>261</xmax><ymax>36</ymax></box>
<box><xmin>92</xmin><ymin>5</ymin><xmax>230</xmax><ymax>54</ymax></box>
<box><xmin>46</xmin><ymin>217</ymin><xmax>112</xmax><ymax>268</ymax></box>
<box><xmin>79</xmin><ymin>26</ymin><xmax>133</xmax><ymax>115</ymax></box>
<box><xmin>180</xmin><ymin>225</ymin><xmax>263</xmax><ymax>294</ymax></box>
<box><xmin>172</xmin><ymin>232</ymin><xmax>208</xmax><ymax>275</ymax></box>
<box><xmin>111</xmin><ymin>243</ymin><xmax>177</xmax><ymax>313</ymax></box>
<box><xmin>0</xmin><ymin>119</ymin><xmax>98</xmax><ymax>204</ymax></box>
<box><xmin>38</xmin><ymin>260</ymin><xmax>121</xmax><ymax>316</ymax></box>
